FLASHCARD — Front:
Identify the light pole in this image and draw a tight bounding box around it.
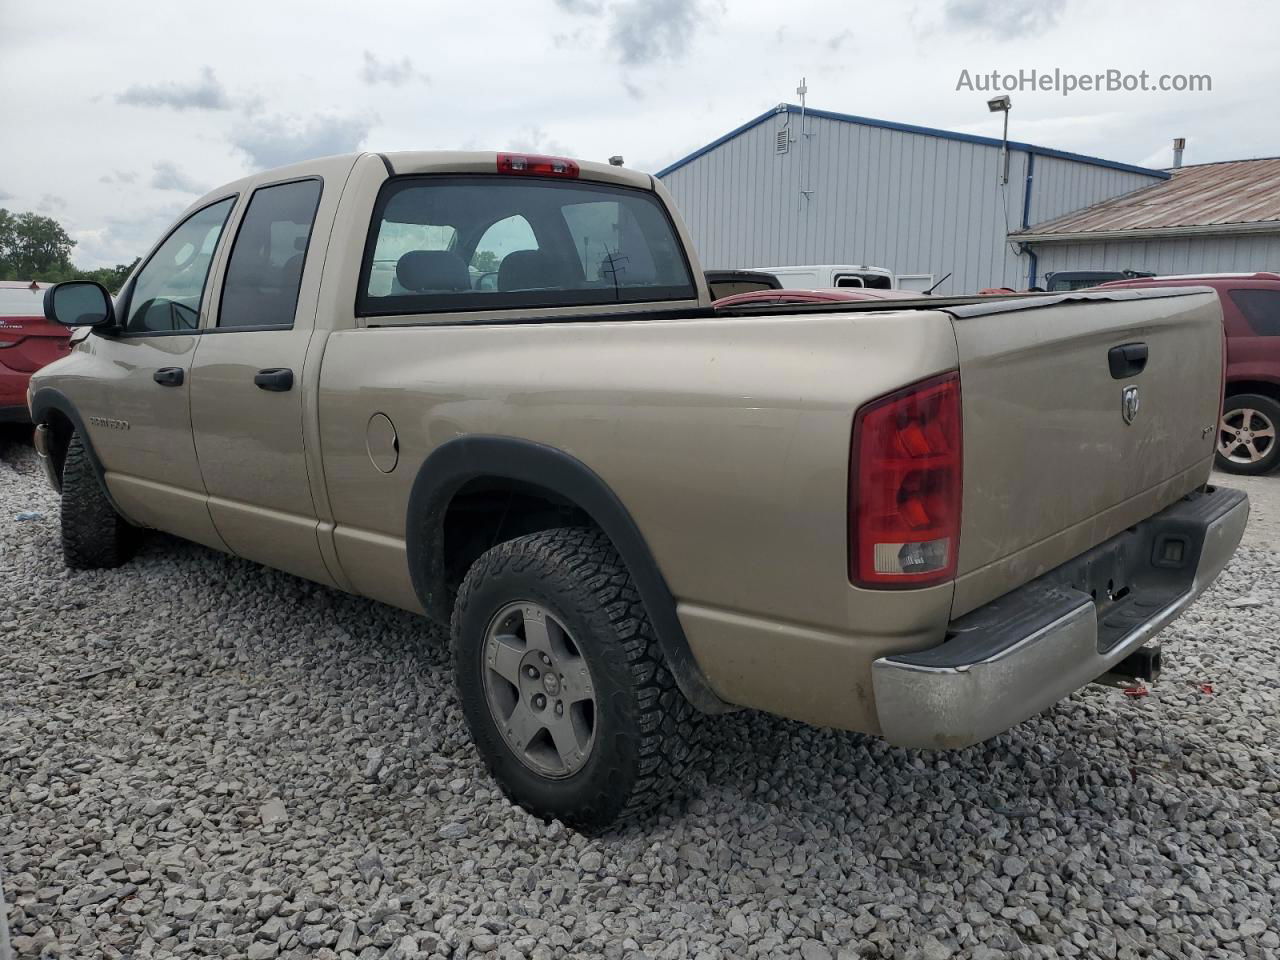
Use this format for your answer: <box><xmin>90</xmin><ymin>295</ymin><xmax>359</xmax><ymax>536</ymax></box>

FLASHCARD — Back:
<box><xmin>987</xmin><ymin>95</ymin><xmax>1012</xmax><ymax>185</ymax></box>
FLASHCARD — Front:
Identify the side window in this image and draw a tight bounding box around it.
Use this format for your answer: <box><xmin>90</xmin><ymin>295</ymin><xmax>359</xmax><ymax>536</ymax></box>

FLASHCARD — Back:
<box><xmin>218</xmin><ymin>179</ymin><xmax>322</xmax><ymax>329</ymax></box>
<box><xmin>1228</xmin><ymin>289</ymin><xmax>1280</xmax><ymax>336</ymax></box>
<box><xmin>124</xmin><ymin>198</ymin><xmax>235</xmax><ymax>333</ymax></box>
<box><xmin>561</xmin><ymin>200</ymin><xmax>665</xmax><ymax>288</ymax></box>
<box><xmin>471</xmin><ymin>216</ymin><xmax>537</xmax><ymax>291</ymax></box>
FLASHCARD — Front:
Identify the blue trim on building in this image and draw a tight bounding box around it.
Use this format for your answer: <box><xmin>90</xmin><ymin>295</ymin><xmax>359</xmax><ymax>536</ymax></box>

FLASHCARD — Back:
<box><xmin>654</xmin><ymin>103</ymin><xmax>1171</xmax><ymax>181</ymax></box>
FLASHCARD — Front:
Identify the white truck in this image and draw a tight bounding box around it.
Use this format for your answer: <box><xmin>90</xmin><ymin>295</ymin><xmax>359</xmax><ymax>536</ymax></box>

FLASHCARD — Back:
<box><xmin>751</xmin><ymin>263</ymin><xmax>898</xmax><ymax>290</ymax></box>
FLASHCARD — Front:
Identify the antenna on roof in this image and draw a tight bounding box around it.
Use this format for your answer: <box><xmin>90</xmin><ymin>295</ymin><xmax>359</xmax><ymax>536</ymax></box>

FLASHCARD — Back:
<box><xmin>796</xmin><ymin>78</ymin><xmax>814</xmax><ymax>207</ymax></box>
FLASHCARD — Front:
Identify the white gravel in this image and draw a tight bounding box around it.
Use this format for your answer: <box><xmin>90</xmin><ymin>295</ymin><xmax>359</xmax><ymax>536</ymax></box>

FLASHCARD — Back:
<box><xmin>2</xmin><ymin>430</ymin><xmax>1278</xmax><ymax>960</ymax></box>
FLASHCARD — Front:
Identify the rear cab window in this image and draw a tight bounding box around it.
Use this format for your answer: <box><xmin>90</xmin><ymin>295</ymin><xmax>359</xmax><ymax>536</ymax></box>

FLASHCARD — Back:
<box><xmin>358</xmin><ymin>176</ymin><xmax>696</xmax><ymax>317</ymax></box>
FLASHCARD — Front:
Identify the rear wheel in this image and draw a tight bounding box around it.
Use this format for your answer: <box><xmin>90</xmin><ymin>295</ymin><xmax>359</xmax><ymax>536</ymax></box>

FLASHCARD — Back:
<box><xmin>1217</xmin><ymin>394</ymin><xmax>1280</xmax><ymax>475</ymax></box>
<box><xmin>450</xmin><ymin>526</ymin><xmax>699</xmax><ymax>829</ymax></box>
<box><xmin>61</xmin><ymin>431</ymin><xmax>136</xmax><ymax>569</ymax></box>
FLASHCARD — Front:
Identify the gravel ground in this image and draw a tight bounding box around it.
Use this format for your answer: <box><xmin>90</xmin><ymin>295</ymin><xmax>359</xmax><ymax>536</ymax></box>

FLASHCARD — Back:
<box><xmin>2</xmin><ymin>430</ymin><xmax>1278</xmax><ymax>960</ymax></box>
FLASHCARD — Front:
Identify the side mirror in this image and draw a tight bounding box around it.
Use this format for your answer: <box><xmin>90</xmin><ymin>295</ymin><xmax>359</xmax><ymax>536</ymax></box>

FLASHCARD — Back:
<box><xmin>43</xmin><ymin>281</ymin><xmax>115</xmax><ymax>328</ymax></box>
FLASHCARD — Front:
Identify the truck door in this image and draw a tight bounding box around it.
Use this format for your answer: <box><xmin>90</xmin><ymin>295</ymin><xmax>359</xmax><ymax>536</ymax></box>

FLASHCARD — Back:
<box><xmin>81</xmin><ymin>196</ymin><xmax>237</xmax><ymax>551</ymax></box>
<box><xmin>188</xmin><ymin>176</ymin><xmax>338</xmax><ymax>586</ymax></box>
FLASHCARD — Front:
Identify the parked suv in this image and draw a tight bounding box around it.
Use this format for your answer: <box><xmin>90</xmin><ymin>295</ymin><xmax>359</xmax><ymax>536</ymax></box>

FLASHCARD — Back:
<box><xmin>0</xmin><ymin>281</ymin><xmax>72</xmax><ymax>423</ymax></box>
<box><xmin>1101</xmin><ymin>272</ymin><xmax>1280</xmax><ymax>475</ymax></box>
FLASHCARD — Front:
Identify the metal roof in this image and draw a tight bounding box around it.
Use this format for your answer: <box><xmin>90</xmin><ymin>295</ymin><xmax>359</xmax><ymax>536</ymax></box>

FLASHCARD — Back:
<box><xmin>654</xmin><ymin>103</ymin><xmax>1171</xmax><ymax>180</ymax></box>
<box><xmin>1014</xmin><ymin>156</ymin><xmax>1280</xmax><ymax>242</ymax></box>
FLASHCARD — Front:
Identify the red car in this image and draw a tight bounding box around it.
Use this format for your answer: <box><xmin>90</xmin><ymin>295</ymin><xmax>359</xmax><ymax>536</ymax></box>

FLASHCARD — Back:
<box><xmin>0</xmin><ymin>281</ymin><xmax>73</xmax><ymax>424</ymax></box>
<box><xmin>1101</xmin><ymin>272</ymin><xmax>1280</xmax><ymax>475</ymax></box>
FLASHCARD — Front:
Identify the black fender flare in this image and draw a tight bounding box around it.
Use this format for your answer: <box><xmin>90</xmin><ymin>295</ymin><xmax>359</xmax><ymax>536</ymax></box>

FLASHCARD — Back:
<box><xmin>405</xmin><ymin>435</ymin><xmax>733</xmax><ymax>714</ymax></box>
<box><xmin>29</xmin><ymin>387</ymin><xmax>100</xmax><ymax>475</ymax></box>
<box><xmin>29</xmin><ymin>387</ymin><xmax>134</xmax><ymax>520</ymax></box>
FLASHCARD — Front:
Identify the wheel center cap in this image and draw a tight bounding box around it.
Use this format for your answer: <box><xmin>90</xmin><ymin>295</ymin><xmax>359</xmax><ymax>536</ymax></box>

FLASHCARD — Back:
<box><xmin>542</xmin><ymin>672</ymin><xmax>561</xmax><ymax>696</ymax></box>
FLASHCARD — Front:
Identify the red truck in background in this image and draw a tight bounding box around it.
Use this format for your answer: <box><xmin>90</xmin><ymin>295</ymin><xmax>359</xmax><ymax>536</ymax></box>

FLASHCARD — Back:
<box><xmin>1101</xmin><ymin>272</ymin><xmax>1280</xmax><ymax>475</ymax></box>
<box><xmin>0</xmin><ymin>281</ymin><xmax>72</xmax><ymax>424</ymax></box>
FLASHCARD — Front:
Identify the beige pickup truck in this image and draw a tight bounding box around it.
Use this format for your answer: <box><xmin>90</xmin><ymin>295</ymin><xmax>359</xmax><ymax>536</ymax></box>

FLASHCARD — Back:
<box><xmin>31</xmin><ymin>151</ymin><xmax>1248</xmax><ymax>828</ymax></box>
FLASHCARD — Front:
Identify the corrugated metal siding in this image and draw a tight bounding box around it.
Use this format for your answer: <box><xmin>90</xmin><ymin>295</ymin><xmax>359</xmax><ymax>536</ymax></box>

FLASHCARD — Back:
<box><xmin>1034</xmin><ymin>234</ymin><xmax>1280</xmax><ymax>280</ymax></box>
<box><xmin>661</xmin><ymin>113</ymin><xmax>1014</xmax><ymax>293</ymax></box>
<box><xmin>659</xmin><ymin>112</ymin><xmax>1156</xmax><ymax>294</ymax></box>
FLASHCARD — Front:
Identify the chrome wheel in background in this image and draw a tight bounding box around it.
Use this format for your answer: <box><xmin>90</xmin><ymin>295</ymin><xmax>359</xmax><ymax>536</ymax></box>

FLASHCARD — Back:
<box><xmin>1219</xmin><ymin>406</ymin><xmax>1276</xmax><ymax>466</ymax></box>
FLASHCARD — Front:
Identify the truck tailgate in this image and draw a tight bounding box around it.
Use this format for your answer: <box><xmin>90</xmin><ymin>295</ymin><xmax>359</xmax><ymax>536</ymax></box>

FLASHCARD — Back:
<box><xmin>946</xmin><ymin>288</ymin><xmax>1223</xmax><ymax>617</ymax></box>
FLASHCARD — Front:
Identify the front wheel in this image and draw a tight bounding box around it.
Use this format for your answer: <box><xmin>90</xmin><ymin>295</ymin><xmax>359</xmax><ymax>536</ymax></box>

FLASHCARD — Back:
<box><xmin>450</xmin><ymin>527</ymin><xmax>699</xmax><ymax>829</ymax></box>
<box><xmin>60</xmin><ymin>431</ymin><xmax>137</xmax><ymax>569</ymax></box>
<box><xmin>1217</xmin><ymin>394</ymin><xmax>1280</xmax><ymax>475</ymax></box>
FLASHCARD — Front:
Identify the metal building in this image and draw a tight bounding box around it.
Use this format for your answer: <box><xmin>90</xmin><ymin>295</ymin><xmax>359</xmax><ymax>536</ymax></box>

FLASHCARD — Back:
<box><xmin>1013</xmin><ymin>157</ymin><xmax>1280</xmax><ymax>282</ymax></box>
<box><xmin>656</xmin><ymin>103</ymin><xmax>1168</xmax><ymax>294</ymax></box>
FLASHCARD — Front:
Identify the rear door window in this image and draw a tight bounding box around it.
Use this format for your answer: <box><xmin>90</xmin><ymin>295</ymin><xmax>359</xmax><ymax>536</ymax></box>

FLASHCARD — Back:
<box><xmin>1228</xmin><ymin>289</ymin><xmax>1280</xmax><ymax>336</ymax></box>
<box><xmin>358</xmin><ymin>176</ymin><xmax>696</xmax><ymax>316</ymax></box>
<box><xmin>218</xmin><ymin>179</ymin><xmax>322</xmax><ymax>329</ymax></box>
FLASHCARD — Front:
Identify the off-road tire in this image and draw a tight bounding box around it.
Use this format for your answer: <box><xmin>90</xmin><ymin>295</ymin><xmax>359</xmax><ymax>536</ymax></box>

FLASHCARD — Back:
<box><xmin>61</xmin><ymin>431</ymin><xmax>136</xmax><ymax>569</ymax></box>
<box><xmin>451</xmin><ymin>526</ymin><xmax>699</xmax><ymax>830</ymax></box>
<box><xmin>1216</xmin><ymin>393</ymin><xmax>1280</xmax><ymax>476</ymax></box>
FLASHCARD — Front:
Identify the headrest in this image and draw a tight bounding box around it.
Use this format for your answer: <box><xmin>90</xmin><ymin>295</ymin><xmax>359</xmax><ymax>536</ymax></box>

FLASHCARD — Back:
<box><xmin>396</xmin><ymin>250</ymin><xmax>471</xmax><ymax>292</ymax></box>
<box><xmin>498</xmin><ymin>249</ymin><xmax>561</xmax><ymax>291</ymax></box>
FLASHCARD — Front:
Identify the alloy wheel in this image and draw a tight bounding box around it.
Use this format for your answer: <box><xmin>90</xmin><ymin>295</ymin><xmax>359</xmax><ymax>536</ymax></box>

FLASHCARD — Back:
<box><xmin>481</xmin><ymin>601</ymin><xmax>598</xmax><ymax>779</ymax></box>
<box><xmin>1219</xmin><ymin>407</ymin><xmax>1277</xmax><ymax>465</ymax></box>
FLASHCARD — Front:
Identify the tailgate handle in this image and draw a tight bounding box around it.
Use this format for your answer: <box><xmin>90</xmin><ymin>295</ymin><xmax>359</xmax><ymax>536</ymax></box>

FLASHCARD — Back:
<box><xmin>1108</xmin><ymin>343</ymin><xmax>1148</xmax><ymax>379</ymax></box>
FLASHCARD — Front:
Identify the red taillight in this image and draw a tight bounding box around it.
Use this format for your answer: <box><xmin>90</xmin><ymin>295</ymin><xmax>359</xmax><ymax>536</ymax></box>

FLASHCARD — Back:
<box><xmin>850</xmin><ymin>372</ymin><xmax>962</xmax><ymax>588</ymax></box>
<box><xmin>496</xmin><ymin>153</ymin><xmax>580</xmax><ymax>178</ymax></box>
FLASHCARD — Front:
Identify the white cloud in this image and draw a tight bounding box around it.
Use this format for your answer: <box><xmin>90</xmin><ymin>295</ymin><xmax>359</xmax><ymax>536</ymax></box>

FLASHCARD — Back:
<box><xmin>554</xmin><ymin>0</ymin><xmax>721</xmax><ymax>65</ymax></box>
<box><xmin>361</xmin><ymin>51</ymin><xmax>426</xmax><ymax>87</ymax></box>
<box><xmin>99</xmin><ymin>170</ymin><xmax>138</xmax><ymax>185</ymax></box>
<box><xmin>150</xmin><ymin>161</ymin><xmax>209</xmax><ymax>194</ymax></box>
<box><xmin>116</xmin><ymin>66</ymin><xmax>232</xmax><ymax>110</ymax></box>
<box><xmin>230</xmin><ymin>113</ymin><xmax>376</xmax><ymax>170</ymax></box>
<box><xmin>940</xmin><ymin>0</ymin><xmax>1067</xmax><ymax>38</ymax></box>
<box><xmin>505</xmin><ymin>126</ymin><xmax>577</xmax><ymax>158</ymax></box>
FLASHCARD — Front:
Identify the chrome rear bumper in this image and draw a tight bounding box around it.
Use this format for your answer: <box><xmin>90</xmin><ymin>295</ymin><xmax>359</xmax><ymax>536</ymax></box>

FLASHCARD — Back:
<box><xmin>873</xmin><ymin>486</ymin><xmax>1249</xmax><ymax>750</ymax></box>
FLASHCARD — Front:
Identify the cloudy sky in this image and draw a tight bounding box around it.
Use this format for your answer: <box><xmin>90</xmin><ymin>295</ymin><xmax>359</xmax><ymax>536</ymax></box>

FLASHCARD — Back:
<box><xmin>1</xmin><ymin>0</ymin><xmax>1275</xmax><ymax>267</ymax></box>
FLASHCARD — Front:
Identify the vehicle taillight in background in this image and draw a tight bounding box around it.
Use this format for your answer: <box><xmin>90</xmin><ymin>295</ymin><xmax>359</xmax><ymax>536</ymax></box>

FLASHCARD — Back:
<box><xmin>850</xmin><ymin>372</ymin><xmax>962</xmax><ymax>588</ymax></box>
<box><xmin>496</xmin><ymin>153</ymin><xmax>580</xmax><ymax>178</ymax></box>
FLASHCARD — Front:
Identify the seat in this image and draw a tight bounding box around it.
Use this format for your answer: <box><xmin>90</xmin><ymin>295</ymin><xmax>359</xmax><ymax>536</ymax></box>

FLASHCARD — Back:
<box><xmin>498</xmin><ymin>250</ymin><xmax>564</xmax><ymax>291</ymax></box>
<box><xmin>396</xmin><ymin>250</ymin><xmax>472</xmax><ymax>292</ymax></box>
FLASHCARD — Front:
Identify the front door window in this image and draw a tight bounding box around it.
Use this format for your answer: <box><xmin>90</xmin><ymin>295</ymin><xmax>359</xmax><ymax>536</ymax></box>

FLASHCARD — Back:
<box><xmin>123</xmin><ymin>198</ymin><xmax>235</xmax><ymax>333</ymax></box>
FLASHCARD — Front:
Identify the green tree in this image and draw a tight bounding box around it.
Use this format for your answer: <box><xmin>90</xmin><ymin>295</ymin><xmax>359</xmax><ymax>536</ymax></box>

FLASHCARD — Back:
<box><xmin>0</xmin><ymin>209</ymin><xmax>139</xmax><ymax>291</ymax></box>
<box><xmin>76</xmin><ymin>259</ymin><xmax>141</xmax><ymax>294</ymax></box>
<box><xmin>0</xmin><ymin>209</ymin><xmax>76</xmax><ymax>280</ymax></box>
<box><xmin>472</xmin><ymin>249</ymin><xmax>500</xmax><ymax>273</ymax></box>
